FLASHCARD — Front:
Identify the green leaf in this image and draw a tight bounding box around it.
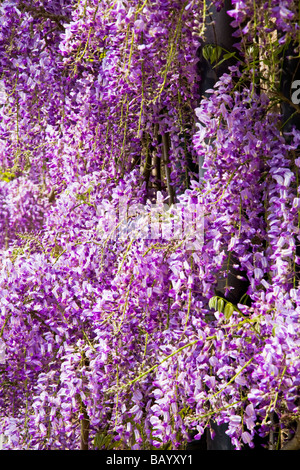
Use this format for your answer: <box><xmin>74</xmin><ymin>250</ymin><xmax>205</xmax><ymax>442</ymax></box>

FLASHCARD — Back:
<box><xmin>239</xmin><ymin>293</ymin><xmax>249</xmax><ymax>305</ymax></box>
<box><xmin>224</xmin><ymin>302</ymin><xmax>234</xmax><ymax>320</ymax></box>
<box><xmin>217</xmin><ymin>298</ymin><xmax>224</xmax><ymax>313</ymax></box>
<box><xmin>209</xmin><ymin>295</ymin><xmax>239</xmax><ymax>319</ymax></box>
<box><xmin>254</xmin><ymin>322</ymin><xmax>261</xmax><ymax>334</ymax></box>
<box><xmin>213</xmin><ymin>51</ymin><xmax>237</xmax><ymax>69</ymax></box>
<box><xmin>0</xmin><ymin>171</ymin><xmax>15</xmax><ymax>182</ymax></box>
<box><xmin>94</xmin><ymin>432</ymin><xmax>112</xmax><ymax>449</ymax></box>
<box><xmin>202</xmin><ymin>44</ymin><xmax>214</xmax><ymax>62</ymax></box>
<box><xmin>203</xmin><ymin>45</ymin><xmax>222</xmax><ymax>64</ymax></box>
<box><xmin>208</xmin><ymin>296</ymin><xmax>218</xmax><ymax>310</ymax></box>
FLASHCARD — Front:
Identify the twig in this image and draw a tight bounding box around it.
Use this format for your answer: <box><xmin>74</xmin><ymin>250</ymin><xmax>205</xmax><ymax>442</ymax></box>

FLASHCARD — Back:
<box><xmin>281</xmin><ymin>420</ymin><xmax>300</xmax><ymax>450</ymax></box>
<box><xmin>272</xmin><ymin>90</ymin><xmax>300</xmax><ymax>115</ymax></box>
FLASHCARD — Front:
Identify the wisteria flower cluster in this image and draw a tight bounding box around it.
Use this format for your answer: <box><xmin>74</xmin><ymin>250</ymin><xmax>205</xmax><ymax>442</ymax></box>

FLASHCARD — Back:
<box><xmin>0</xmin><ymin>0</ymin><xmax>300</xmax><ymax>451</ymax></box>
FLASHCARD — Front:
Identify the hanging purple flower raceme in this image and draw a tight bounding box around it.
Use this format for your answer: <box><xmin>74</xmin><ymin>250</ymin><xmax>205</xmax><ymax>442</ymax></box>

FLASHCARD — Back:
<box><xmin>0</xmin><ymin>0</ymin><xmax>300</xmax><ymax>451</ymax></box>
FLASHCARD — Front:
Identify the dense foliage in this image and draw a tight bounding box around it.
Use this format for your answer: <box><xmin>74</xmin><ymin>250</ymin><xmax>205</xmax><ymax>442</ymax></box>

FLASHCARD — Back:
<box><xmin>0</xmin><ymin>0</ymin><xmax>300</xmax><ymax>450</ymax></box>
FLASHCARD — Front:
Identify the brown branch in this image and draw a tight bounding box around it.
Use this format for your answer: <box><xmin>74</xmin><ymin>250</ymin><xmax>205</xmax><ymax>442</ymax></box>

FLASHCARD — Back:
<box><xmin>153</xmin><ymin>152</ymin><xmax>162</xmax><ymax>191</ymax></box>
<box><xmin>18</xmin><ymin>3</ymin><xmax>70</xmax><ymax>29</ymax></box>
<box><xmin>152</xmin><ymin>123</ymin><xmax>161</xmax><ymax>191</ymax></box>
<box><xmin>161</xmin><ymin>132</ymin><xmax>175</xmax><ymax>205</ymax></box>
<box><xmin>77</xmin><ymin>352</ymin><xmax>90</xmax><ymax>450</ymax></box>
<box><xmin>142</xmin><ymin>132</ymin><xmax>152</xmax><ymax>188</ymax></box>
<box><xmin>281</xmin><ymin>420</ymin><xmax>300</xmax><ymax>450</ymax></box>
<box><xmin>80</xmin><ymin>404</ymin><xmax>90</xmax><ymax>450</ymax></box>
<box><xmin>271</xmin><ymin>90</ymin><xmax>300</xmax><ymax>115</ymax></box>
<box><xmin>28</xmin><ymin>310</ymin><xmax>55</xmax><ymax>333</ymax></box>
<box><xmin>48</xmin><ymin>187</ymin><xmax>56</xmax><ymax>203</ymax></box>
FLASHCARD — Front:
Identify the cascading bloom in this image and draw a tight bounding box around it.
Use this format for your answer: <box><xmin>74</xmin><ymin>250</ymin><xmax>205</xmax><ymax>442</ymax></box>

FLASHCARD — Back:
<box><xmin>0</xmin><ymin>0</ymin><xmax>300</xmax><ymax>451</ymax></box>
